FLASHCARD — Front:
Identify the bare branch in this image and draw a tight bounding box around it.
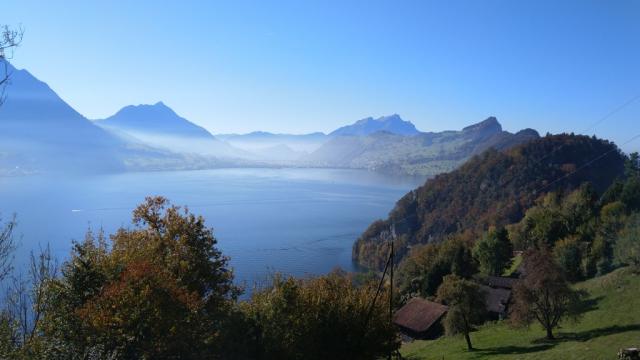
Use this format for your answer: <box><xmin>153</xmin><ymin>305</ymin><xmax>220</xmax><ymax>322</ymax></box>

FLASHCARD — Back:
<box><xmin>0</xmin><ymin>24</ymin><xmax>24</xmax><ymax>107</ymax></box>
<box><xmin>3</xmin><ymin>244</ymin><xmax>58</xmax><ymax>348</ymax></box>
<box><xmin>0</xmin><ymin>215</ymin><xmax>17</xmax><ymax>283</ymax></box>
<box><xmin>28</xmin><ymin>244</ymin><xmax>57</xmax><ymax>342</ymax></box>
<box><xmin>5</xmin><ymin>275</ymin><xmax>29</xmax><ymax>345</ymax></box>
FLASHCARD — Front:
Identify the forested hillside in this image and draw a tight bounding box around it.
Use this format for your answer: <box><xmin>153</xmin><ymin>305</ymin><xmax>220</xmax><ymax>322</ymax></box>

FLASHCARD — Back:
<box><xmin>353</xmin><ymin>134</ymin><xmax>626</xmax><ymax>269</ymax></box>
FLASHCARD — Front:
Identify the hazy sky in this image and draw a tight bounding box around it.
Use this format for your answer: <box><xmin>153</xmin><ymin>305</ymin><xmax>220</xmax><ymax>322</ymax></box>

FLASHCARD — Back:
<box><xmin>4</xmin><ymin>0</ymin><xmax>640</xmax><ymax>151</ymax></box>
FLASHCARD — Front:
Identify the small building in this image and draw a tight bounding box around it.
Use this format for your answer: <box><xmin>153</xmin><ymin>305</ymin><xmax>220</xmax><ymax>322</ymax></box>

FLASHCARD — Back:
<box><xmin>480</xmin><ymin>285</ymin><xmax>512</xmax><ymax>320</ymax></box>
<box><xmin>393</xmin><ymin>297</ymin><xmax>448</xmax><ymax>340</ymax></box>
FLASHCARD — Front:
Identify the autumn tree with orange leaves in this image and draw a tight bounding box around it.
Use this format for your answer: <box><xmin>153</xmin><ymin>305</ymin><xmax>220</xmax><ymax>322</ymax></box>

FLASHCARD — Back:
<box><xmin>41</xmin><ymin>196</ymin><xmax>241</xmax><ymax>359</ymax></box>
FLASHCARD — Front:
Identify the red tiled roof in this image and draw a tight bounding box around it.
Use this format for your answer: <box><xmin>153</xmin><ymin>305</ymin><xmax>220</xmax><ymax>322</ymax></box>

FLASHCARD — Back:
<box><xmin>393</xmin><ymin>298</ymin><xmax>448</xmax><ymax>333</ymax></box>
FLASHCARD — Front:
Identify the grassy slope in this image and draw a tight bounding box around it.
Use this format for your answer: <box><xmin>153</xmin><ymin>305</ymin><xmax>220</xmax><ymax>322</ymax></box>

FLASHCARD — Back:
<box><xmin>504</xmin><ymin>255</ymin><xmax>522</xmax><ymax>276</ymax></box>
<box><xmin>401</xmin><ymin>267</ymin><xmax>640</xmax><ymax>360</ymax></box>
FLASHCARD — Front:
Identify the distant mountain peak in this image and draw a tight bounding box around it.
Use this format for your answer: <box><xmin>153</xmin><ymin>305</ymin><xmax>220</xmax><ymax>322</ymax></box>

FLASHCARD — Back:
<box><xmin>354</xmin><ymin>117</ymin><xmax>375</xmax><ymax>125</ymax></box>
<box><xmin>516</xmin><ymin>128</ymin><xmax>540</xmax><ymax>137</ymax></box>
<box><xmin>462</xmin><ymin>116</ymin><xmax>502</xmax><ymax>133</ymax></box>
<box><xmin>0</xmin><ymin>61</ymin><xmax>126</xmax><ymax>173</ymax></box>
<box><xmin>381</xmin><ymin>113</ymin><xmax>401</xmax><ymax>121</ymax></box>
<box><xmin>118</xmin><ymin>101</ymin><xmax>173</xmax><ymax>115</ymax></box>
<box><xmin>330</xmin><ymin>114</ymin><xmax>419</xmax><ymax>136</ymax></box>
<box><xmin>97</xmin><ymin>102</ymin><xmax>213</xmax><ymax>139</ymax></box>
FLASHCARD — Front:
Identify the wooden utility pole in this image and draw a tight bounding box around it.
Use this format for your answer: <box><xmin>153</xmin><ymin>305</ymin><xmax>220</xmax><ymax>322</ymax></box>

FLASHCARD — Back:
<box><xmin>388</xmin><ymin>226</ymin><xmax>395</xmax><ymax>360</ymax></box>
<box><xmin>390</xmin><ymin>239</ymin><xmax>394</xmax><ymax>322</ymax></box>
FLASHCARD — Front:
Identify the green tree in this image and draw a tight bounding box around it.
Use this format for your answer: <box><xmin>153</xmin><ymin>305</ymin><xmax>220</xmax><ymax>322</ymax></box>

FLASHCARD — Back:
<box><xmin>510</xmin><ymin>249</ymin><xmax>586</xmax><ymax>340</ymax></box>
<box><xmin>561</xmin><ymin>183</ymin><xmax>597</xmax><ymax>241</ymax></box>
<box><xmin>40</xmin><ymin>230</ymin><xmax>109</xmax><ymax>357</ymax></box>
<box><xmin>398</xmin><ymin>235</ymin><xmax>476</xmax><ymax>298</ymax></box>
<box><xmin>615</xmin><ymin>213</ymin><xmax>640</xmax><ymax>273</ymax></box>
<box><xmin>473</xmin><ymin>227</ymin><xmax>513</xmax><ymax>276</ymax></box>
<box><xmin>599</xmin><ymin>201</ymin><xmax>627</xmax><ymax>241</ymax></box>
<box><xmin>553</xmin><ymin>236</ymin><xmax>583</xmax><ymax>281</ymax></box>
<box><xmin>620</xmin><ymin>176</ymin><xmax>640</xmax><ymax>212</ymax></box>
<box><xmin>436</xmin><ymin>275</ymin><xmax>486</xmax><ymax>351</ymax></box>
<box><xmin>42</xmin><ymin>197</ymin><xmax>240</xmax><ymax>359</ymax></box>
<box><xmin>624</xmin><ymin>152</ymin><xmax>640</xmax><ymax>179</ymax></box>
<box><xmin>518</xmin><ymin>193</ymin><xmax>568</xmax><ymax>249</ymax></box>
<box><xmin>588</xmin><ymin>201</ymin><xmax>627</xmax><ymax>275</ymax></box>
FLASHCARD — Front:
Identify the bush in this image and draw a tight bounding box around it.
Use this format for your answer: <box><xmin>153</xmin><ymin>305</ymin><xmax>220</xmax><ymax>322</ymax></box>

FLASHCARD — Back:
<box><xmin>241</xmin><ymin>271</ymin><xmax>399</xmax><ymax>360</ymax></box>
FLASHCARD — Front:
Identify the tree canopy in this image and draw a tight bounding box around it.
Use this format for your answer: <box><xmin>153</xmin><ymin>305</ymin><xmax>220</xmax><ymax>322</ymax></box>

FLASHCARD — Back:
<box><xmin>436</xmin><ymin>275</ymin><xmax>486</xmax><ymax>350</ymax></box>
<box><xmin>42</xmin><ymin>196</ymin><xmax>240</xmax><ymax>359</ymax></box>
<box><xmin>473</xmin><ymin>227</ymin><xmax>512</xmax><ymax>276</ymax></box>
<box><xmin>510</xmin><ymin>249</ymin><xmax>585</xmax><ymax>340</ymax></box>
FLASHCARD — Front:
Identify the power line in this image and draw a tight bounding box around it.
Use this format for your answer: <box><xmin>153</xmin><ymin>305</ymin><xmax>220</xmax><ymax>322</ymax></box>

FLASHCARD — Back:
<box><xmin>358</xmin><ymin>227</ymin><xmax>398</xmax><ymax>359</ymax></box>
<box><xmin>359</xmin><ymin>243</ymin><xmax>393</xmax><ymax>353</ymax></box>
<box><xmin>509</xmin><ymin>93</ymin><xmax>640</xmax><ymax>176</ymax></box>
<box><xmin>581</xmin><ymin>94</ymin><xmax>640</xmax><ymax>134</ymax></box>
<box><xmin>533</xmin><ymin>132</ymin><xmax>640</xmax><ymax>196</ymax></box>
<box><xmin>434</xmin><ymin>96</ymin><xmax>639</xmax><ymax>224</ymax></box>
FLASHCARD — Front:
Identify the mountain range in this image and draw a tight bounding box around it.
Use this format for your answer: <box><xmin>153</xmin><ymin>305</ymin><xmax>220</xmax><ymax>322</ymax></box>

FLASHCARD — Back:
<box><xmin>0</xmin><ymin>62</ymin><xmax>542</xmax><ymax>177</ymax></box>
<box><xmin>0</xmin><ymin>63</ymin><xmax>240</xmax><ymax>174</ymax></box>
<box><xmin>303</xmin><ymin>117</ymin><xmax>539</xmax><ymax>176</ymax></box>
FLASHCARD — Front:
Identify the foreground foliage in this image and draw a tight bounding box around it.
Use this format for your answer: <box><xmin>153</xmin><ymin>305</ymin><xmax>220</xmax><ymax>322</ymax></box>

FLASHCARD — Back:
<box><xmin>0</xmin><ymin>197</ymin><xmax>399</xmax><ymax>359</ymax></box>
<box><xmin>241</xmin><ymin>271</ymin><xmax>399</xmax><ymax>360</ymax></box>
<box><xmin>42</xmin><ymin>197</ymin><xmax>240</xmax><ymax>358</ymax></box>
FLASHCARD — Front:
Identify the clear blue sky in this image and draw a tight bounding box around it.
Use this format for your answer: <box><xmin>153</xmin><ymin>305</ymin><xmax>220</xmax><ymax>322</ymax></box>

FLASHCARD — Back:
<box><xmin>4</xmin><ymin>0</ymin><xmax>640</xmax><ymax>151</ymax></box>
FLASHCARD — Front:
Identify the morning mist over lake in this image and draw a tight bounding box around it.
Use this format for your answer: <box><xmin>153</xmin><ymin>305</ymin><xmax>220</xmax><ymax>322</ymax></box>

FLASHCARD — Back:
<box><xmin>1</xmin><ymin>1</ymin><xmax>639</xmax><ymax>359</ymax></box>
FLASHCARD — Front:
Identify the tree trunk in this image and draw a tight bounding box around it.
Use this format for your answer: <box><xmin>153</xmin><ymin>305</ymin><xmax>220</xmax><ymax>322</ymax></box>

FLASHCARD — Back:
<box><xmin>545</xmin><ymin>327</ymin><xmax>555</xmax><ymax>340</ymax></box>
<box><xmin>464</xmin><ymin>332</ymin><xmax>473</xmax><ymax>350</ymax></box>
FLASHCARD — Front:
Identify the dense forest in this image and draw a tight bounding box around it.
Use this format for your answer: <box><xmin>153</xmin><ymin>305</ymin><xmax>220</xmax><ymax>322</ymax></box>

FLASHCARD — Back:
<box><xmin>353</xmin><ymin>134</ymin><xmax>627</xmax><ymax>270</ymax></box>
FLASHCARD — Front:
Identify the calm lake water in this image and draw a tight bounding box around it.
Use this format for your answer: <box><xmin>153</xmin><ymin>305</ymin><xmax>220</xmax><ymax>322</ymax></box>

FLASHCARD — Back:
<box><xmin>0</xmin><ymin>168</ymin><xmax>422</xmax><ymax>290</ymax></box>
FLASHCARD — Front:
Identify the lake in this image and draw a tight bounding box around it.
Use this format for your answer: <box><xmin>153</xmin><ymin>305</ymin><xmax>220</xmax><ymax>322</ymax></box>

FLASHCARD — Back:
<box><xmin>0</xmin><ymin>168</ymin><xmax>423</xmax><ymax>290</ymax></box>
